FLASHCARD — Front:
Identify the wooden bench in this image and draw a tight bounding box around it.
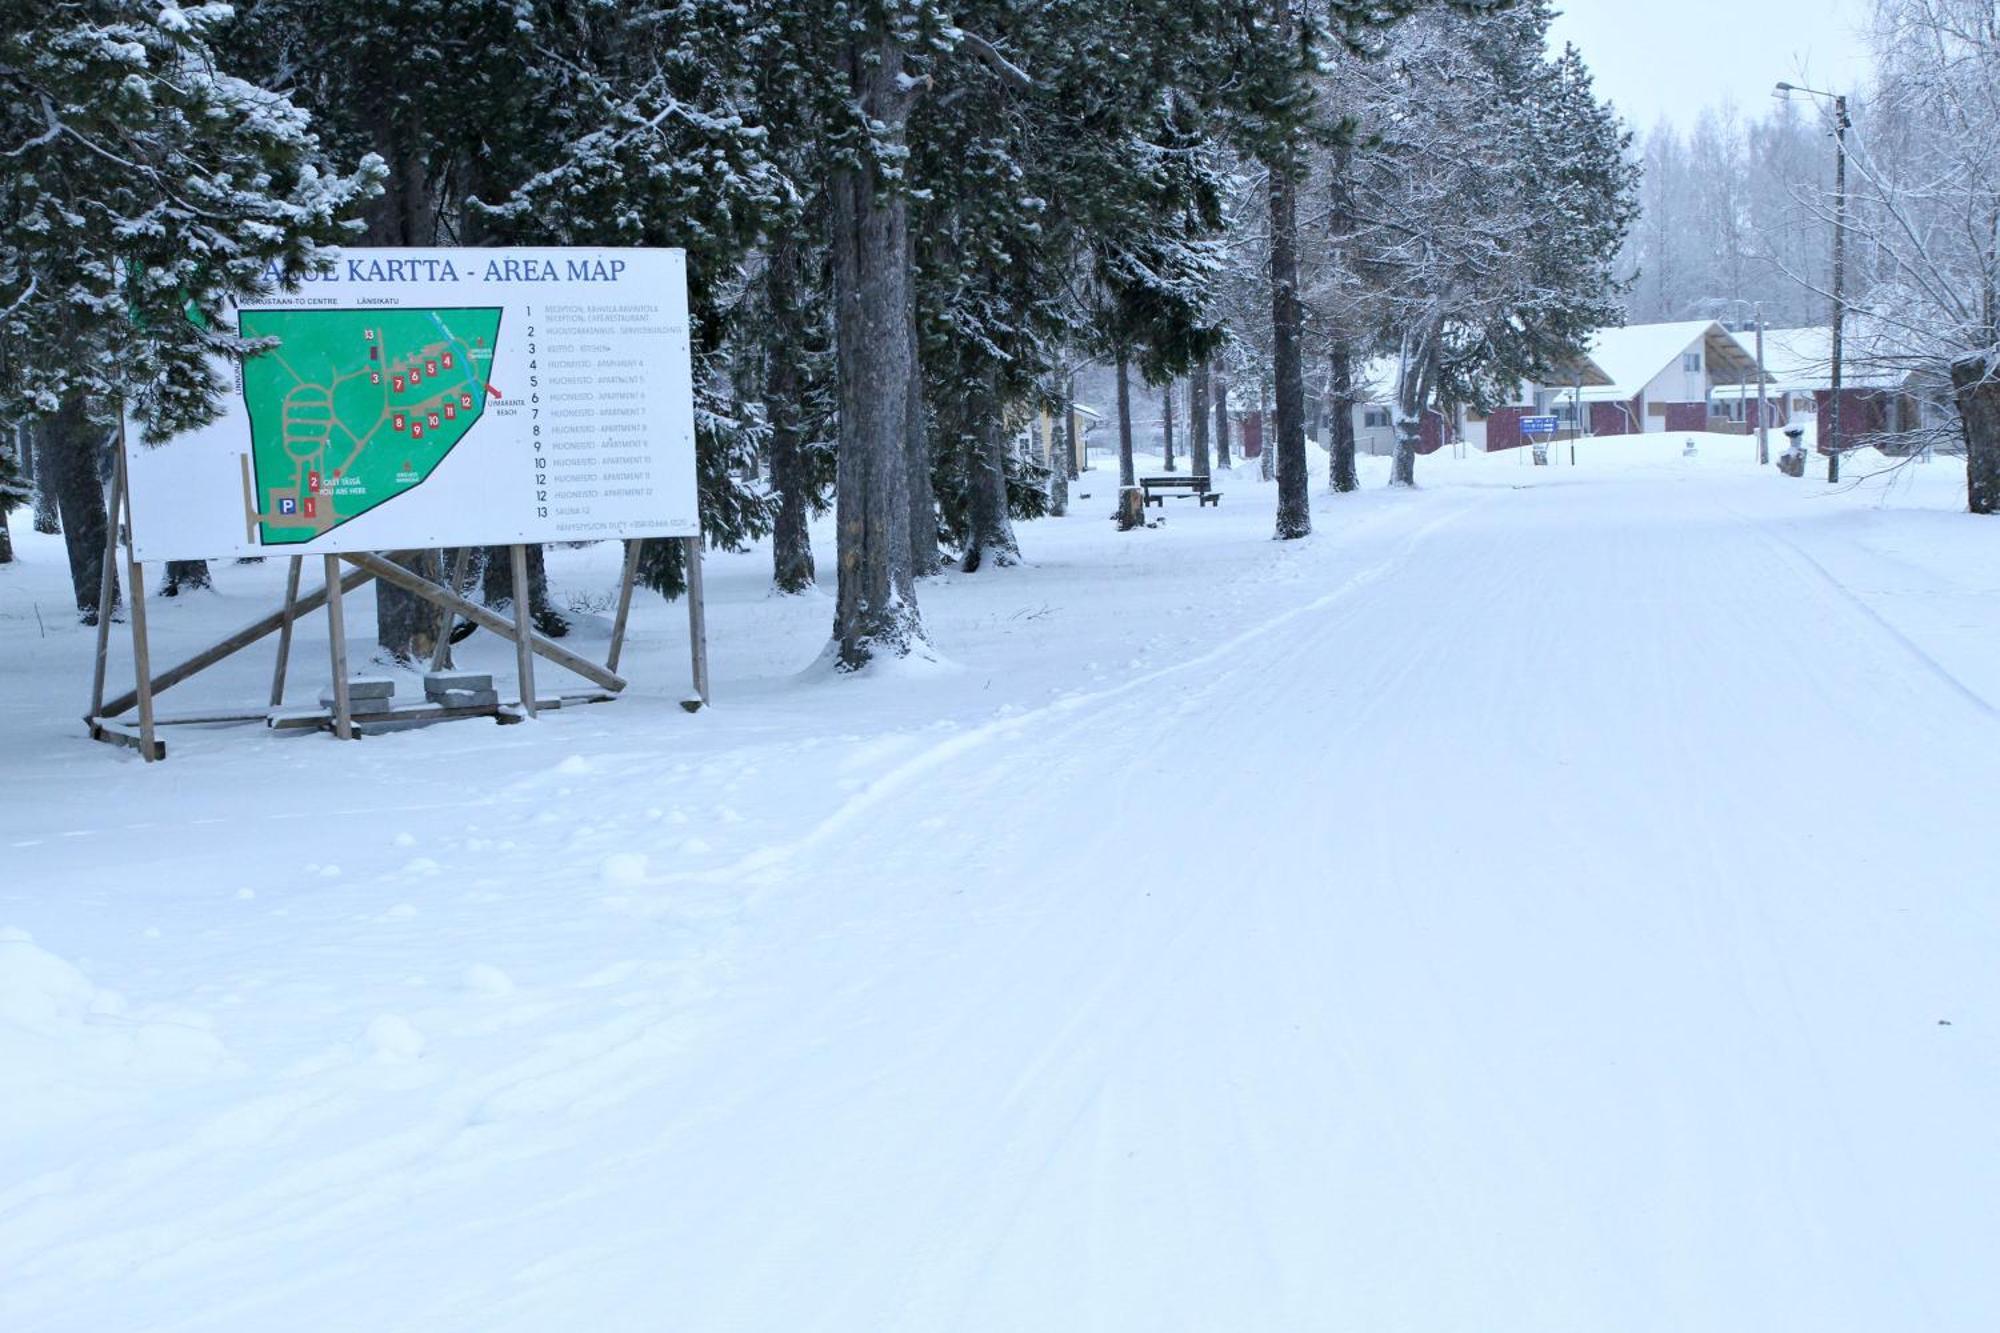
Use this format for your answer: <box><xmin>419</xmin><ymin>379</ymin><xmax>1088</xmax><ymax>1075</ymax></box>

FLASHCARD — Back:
<box><xmin>1139</xmin><ymin>473</ymin><xmax>1222</xmax><ymax>507</ymax></box>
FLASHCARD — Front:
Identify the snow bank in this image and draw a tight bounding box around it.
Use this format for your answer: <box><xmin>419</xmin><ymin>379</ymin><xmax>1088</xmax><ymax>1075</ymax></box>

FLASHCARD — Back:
<box><xmin>0</xmin><ymin>928</ymin><xmax>232</xmax><ymax>1132</ymax></box>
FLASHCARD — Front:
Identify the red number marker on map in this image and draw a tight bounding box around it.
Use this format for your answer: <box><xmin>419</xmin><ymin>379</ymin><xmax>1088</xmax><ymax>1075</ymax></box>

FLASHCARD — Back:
<box><xmin>392</xmin><ymin>376</ymin><xmax>404</xmax><ymax>393</ymax></box>
<box><xmin>411</xmin><ymin>423</ymin><xmax>425</xmax><ymax>439</ymax></box>
<box><xmin>393</xmin><ymin>413</ymin><xmax>406</xmax><ymax>431</ymax></box>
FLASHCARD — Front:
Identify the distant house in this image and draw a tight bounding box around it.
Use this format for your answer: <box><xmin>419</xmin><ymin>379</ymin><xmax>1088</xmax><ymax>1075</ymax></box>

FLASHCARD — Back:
<box><xmin>1347</xmin><ymin>357</ymin><xmax>1456</xmax><ymax>456</ymax></box>
<box><xmin>1348</xmin><ymin>354</ymin><xmax>1610</xmax><ymax>455</ymax></box>
<box><xmin>1026</xmin><ymin>401</ymin><xmax>1101</xmax><ymax>471</ymax></box>
<box><xmin>1318</xmin><ymin>321</ymin><xmax>1770</xmax><ymax>458</ymax></box>
<box><xmin>1574</xmin><ymin>320</ymin><xmax>1763</xmax><ymax>435</ymax></box>
<box><xmin>1715</xmin><ymin>326</ymin><xmax>1936</xmax><ymax>446</ymax></box>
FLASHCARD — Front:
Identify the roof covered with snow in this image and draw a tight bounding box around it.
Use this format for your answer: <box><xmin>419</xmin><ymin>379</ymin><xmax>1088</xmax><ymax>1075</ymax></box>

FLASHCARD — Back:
<box><xmin>1585</xmin><ymin>321</ymin><xmax>1761</xmax><ymax>399</ymax></box>
<box><xmin>1723</xmin><ymin>326</ymin><xmax>1908</xmax><ymax>394</ymax></box>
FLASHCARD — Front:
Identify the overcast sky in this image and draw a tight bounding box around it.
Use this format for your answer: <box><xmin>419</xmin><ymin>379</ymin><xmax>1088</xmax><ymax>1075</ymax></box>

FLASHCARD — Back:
<box><xmin>1547</xmin><ymin>0</ymin><xmax>1877</xmax><ymax>134</ymax></box>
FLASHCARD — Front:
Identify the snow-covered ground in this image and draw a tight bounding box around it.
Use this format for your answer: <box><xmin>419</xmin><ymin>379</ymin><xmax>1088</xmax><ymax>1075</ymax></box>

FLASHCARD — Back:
<box><xmin>3</xmin><ymin>435</ymin><xmax>1998</xmax><ymax>1331</ymax></box>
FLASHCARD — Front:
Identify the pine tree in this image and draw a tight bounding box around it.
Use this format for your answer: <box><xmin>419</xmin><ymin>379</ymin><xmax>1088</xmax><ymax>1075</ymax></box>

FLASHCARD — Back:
<box><xmin>1344</xmin><ymin>2</ymin><xmax>1635</xmax><ymax>486</ymax></box>
<box><xmin>0</xmin><ymin>421</ymin><xmax>25</xmax><ymax>564</ymax></box>
<box><xmin>761</xmin><ymin>223</ymin><xmax>836</xmax><ymax>593</ymax></box>
<box><xmin>1</xmin><ymin>1</ymin><xmax>375</xmax><ymax>618</ymax></box>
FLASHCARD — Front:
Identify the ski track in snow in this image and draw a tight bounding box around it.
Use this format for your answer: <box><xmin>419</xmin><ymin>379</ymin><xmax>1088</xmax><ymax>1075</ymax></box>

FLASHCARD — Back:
<box><xmin>3</xmin><ymin>441</ymin><xmax>1999</xmax><ymax>1331</ymax></box>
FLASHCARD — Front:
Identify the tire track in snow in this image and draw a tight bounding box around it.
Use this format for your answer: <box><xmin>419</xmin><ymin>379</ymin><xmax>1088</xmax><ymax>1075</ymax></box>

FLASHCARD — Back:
<box><xmin>617</xmin><ymin>493</ymin><xmax>1493</xmax><ymax>909</ymax></box>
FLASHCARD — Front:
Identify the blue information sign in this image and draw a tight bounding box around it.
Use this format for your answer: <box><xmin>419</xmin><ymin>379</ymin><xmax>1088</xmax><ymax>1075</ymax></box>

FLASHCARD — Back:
<box><xmin>1520</xmin><ymin>415</ymin><xmax>1560</xmax><ymax>435</ymax></box>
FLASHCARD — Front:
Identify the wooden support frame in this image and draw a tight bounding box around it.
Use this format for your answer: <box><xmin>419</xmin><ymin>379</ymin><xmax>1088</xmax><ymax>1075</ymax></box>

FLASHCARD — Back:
<box><xmin>430</xmin><ymin>545</ymin><xmax>474</xmax><ymax>673</ymax></box>
<box><xmin>112</xmin><ymin>425</ymin><xmax>162</xmax><ymax>762</ymax></box>
<box><xmin>322</xmin><ymin>554</ymin><xmax>355</xmax><ymax>740</ymax></box>
<box><xmin>606</xmin><ymin>538</ymin><xmax>643</xmax><ymax>674</ymax></box>
<box><xmin>96</xmin><ymin>563</ymin><xmax>379</xmax><ymax>719</ymax></box>
<box><xmin>509</xmin><ymin>543</ymin><xmax>538</xmax><ymax>717</ymax></box>
<box><xmin>86</xmin><ymin>522</ymin><xmax>685</xmax><ymax>759</ymax></box>
<box><xmin>682</xmin><ymin>535</ymin><xmax>710</xmax><ymax>710</ymax></box>
<box><xmin>270</xmin><ymin>556</ymin><xmax>303</xmax><ymax>707</ymax></box>
<box><xmin>88</xmin><ymin>451</ymin><xmax>125</xmax><ymax>719</ymax></box>
<box><xmin>339</xmin><ymin>552</ymin><xmax>626</xmax><ymax>693</ymax></box>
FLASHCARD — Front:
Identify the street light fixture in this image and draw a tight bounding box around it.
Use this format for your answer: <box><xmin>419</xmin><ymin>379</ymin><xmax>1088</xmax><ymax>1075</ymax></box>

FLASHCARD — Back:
<box><xmin>1775</xmin><ymin>80</ymin><xmax>1850</xmax><ymax>483</ymax></box>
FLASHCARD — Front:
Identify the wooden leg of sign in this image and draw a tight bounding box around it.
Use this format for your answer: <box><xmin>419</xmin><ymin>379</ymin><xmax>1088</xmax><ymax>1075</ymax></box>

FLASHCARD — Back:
<box><xmin>429</xmin><ymin>546</ymin><xmax>473</xmax><ymax>673</ymax></box>
<box><xmin>510</xmin><ymin>544</ymin><xmax>537</xmax><ymax>718</ymax></box>
<box><xmin>683</xmin><ymin>535</ymin><xmax>710</xmax><ymax>712</ymax></box>
<box><xmin>605</xmin><ymin>538</ymin><xmax>642</xmax><ymax>674</ymax></box>
<box><xmin>88</xmin><ymin>454</ymin><xmax>126</xmax><ymax>720</ymax></box>
<box><xmin>111</xmin><ymin>426</ymin><xmax>162</xmax><ymax>763</ymax></box>
<box><xmin>270</xmin><ymin>556</ymin><xmax>303</xmax><ymax>707</ymax></box>
<box><xmin>323</xmin><ymin>554</ymin><xmax>354</xmax><ymax>740</ymax></box>
<box><xmin>124</xmin><ymin>555</ymin><xmax>160</xmax><ymax>763</ymax></box>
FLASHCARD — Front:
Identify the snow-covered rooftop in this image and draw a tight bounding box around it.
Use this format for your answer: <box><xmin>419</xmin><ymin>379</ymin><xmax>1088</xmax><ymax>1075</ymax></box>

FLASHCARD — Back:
<box><xmin>1722</xmin><ymin>326</ymin><xmax>1908</xmax><ymax>394</ymax></box>
<box><xmin>1586</xmin><ymin>320</ymin><xmax>1760</xmax><ymax>398</ymax></box>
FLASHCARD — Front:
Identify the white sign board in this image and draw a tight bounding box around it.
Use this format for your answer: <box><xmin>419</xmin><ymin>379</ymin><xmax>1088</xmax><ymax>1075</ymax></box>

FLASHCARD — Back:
<box><xmin>124</xmin><ymin>247</ymin><xmax>697</xmax><ymax>563</ymax></box>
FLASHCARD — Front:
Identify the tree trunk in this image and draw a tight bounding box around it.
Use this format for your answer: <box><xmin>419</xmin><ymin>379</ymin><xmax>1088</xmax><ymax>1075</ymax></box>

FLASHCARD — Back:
<box><xmin>766</xmin><ymin>230</ymin><xmax>818</xmax><ymax>593</ymax></box>
<box><xmin>162</xmin><ymin>560</ymin><xmax>212</xmax><ymax>596</ymax></box>
<box><xmin>0</xmin><ymin>497</ymin><xmax>12</xmax><ymax>564</ymax></box>
<box><xmin>905</xmin><ymin>233</ymin><xmax>940</xmax><ymax>578</ymax></box>
<box><xmin>1065</xmin><ymin>382</ymin><xmax>1080</xmax><ymax>480</ymax></box>
<box><xmin>1325</xmin><ymin>131</ymin><xmax>1359</xmax><ymax>496</ymax></box>
<box><xmin>1115</xmin><ymin>343</ymin><xmax>1139</xmax><ymax>529</ymax></box>
<box><xmin>829</xmin><ymin>27</ymin><xmax>924</xmax><ymax>667</ymax></box>
<box><xmin>1162</xmin><ymin>383</ymin><xmax>1176</xmax><ymax>471</ymax></box>
<box><xmin>368</xmin><ymin>550</ymin><xmax>441</xmax><ymax>664</ymax></box>
<box><xmin>1391</xmin><ymin>329</ymin><xmax>1436</xmax><ymax>489</ymax></box>
<box><xmin>1050</xmin><ymin>389</ymin><xmax>1073</xmax><ymax>516</ymax></box>
<box><xmin>44</xmin><ymin>401</ymin><xmax>114</xmax><ymax>621</ymax></box>
<box><xmin>482</xmin><ymin>542</ymin><xmax>569</xmax><ymax>636</ymax></box>
<box><xmin>366</xmin><ymin>107</ymin><xmax>443</xmax><ymax>660</ymax></box>
<box><xmin>1329</xmin><ymin>343</ymin><xmax>1359</xmax><ymax>493</ymax></box>
<box><xmin>1214</xmin><ymin>372</ymin><xmax>1232</xmax><ymax>468</ymax></box>
<box><xmin>962</xmin><ymin>369</ymin><xmax>1019</xmax><ymax>571</ymax></box>
<box><xmin>27</xmin><ymin>422</ymin><xmax>59</xmax><ymax>534</ymax></box>
<box><xmin>1952</xmin><ymin>354</ymin><xmax>2000</xmax><ymax>514</ymax></box>
<box><xmin>1190</xmin><ymin>361</ymin><xmax>1212</xmax><ymax>480</ymax></box>
<box><xmin>1270</xmin><ymin>153</ymin><xmax>1310</xmax><ymax>538</ymax></box>
<box><xmin>1259</xmin><ymin>380</ymin><xmax>1275</xmax><ymax>481</ymax></box>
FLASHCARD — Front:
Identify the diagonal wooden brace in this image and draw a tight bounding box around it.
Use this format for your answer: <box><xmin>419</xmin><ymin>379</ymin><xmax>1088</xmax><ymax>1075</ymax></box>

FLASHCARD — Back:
<box><xmin>96</xmin><ymin>562</ymin><xmax>381</xmax><ymax>720</ymax></box>
<box><xmin>340</xmin><ymin>552</ymin><xmax>626</xmax><ymax>695</ymax></box>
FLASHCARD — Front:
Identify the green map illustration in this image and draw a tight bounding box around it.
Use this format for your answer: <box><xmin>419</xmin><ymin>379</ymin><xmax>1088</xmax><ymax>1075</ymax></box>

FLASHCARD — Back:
<box><xmin>240</xmin><ymin>307</ymin><xmax>503</xmax><ymax>545</ymax></box>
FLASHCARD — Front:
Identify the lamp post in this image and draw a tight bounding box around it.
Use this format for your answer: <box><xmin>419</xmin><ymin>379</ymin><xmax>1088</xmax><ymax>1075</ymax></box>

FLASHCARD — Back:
<box><xmin>1775</xmin><ymin>81</ymin><xmax>1849</xmax><ymax>483</ymax></box>
<box><xmin>1725</xmin><ymin>297</ymin><xmax>1769</xmax><ymax>465</ymax></box>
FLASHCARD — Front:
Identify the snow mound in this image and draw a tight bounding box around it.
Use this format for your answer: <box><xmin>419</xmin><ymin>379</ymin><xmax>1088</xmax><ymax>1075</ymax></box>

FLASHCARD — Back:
<box><xmin>600</xmin><ymin>851</ymin><xmax>650</xmax><ymax>887</ymax></box>
<box><xmin>0</xmin><ymin>928</ymin><xmax>232</xmax><ymax>1130</ymax></box>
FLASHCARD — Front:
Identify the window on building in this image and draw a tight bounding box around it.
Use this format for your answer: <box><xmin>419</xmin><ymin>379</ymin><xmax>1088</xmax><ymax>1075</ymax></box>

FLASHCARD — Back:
<box><xmin>1362</xmin><ymin>407</ymin><xmax>1391</xmax><ymax>429</ymax></box>
<box><xmin>1682</xmin><ymin>351</ymin><xmax>1702</xmax><ymax>373</ymax></box>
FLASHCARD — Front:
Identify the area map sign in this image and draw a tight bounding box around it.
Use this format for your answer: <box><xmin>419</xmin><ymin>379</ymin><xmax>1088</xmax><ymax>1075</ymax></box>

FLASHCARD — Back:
<box><xmin>123</xmin><ymin>247</ymin><xmax>697</xmax><ymax>563</ymax></box>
